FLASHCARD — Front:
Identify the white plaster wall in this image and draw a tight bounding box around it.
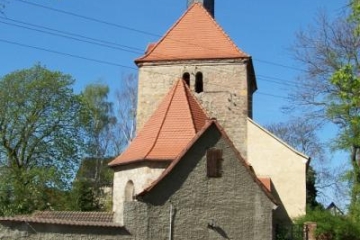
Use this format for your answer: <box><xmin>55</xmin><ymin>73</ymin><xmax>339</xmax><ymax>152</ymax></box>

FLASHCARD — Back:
<box><xmin>247</xmin><ymin>119</ymin><xmax>308</xmax><ymax>220</ymax></box>
<box><xmin>112</xmin><ymin>163</ymin><xmax>168</xmax><ymax>224</ymax></box>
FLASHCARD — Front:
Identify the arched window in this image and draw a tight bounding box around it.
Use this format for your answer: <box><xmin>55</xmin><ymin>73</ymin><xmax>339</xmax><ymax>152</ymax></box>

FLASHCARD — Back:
<box><xmin>195</xmin><ymin>72</ymin><xmax>203</xmax><ymax>93</ymax></box>
<box><xmin>182</xmin><ymin>72</ymin><xmax>190</xmax><ymax>86</ymax></box>
<box><xmin>124</xmin><ymin>180</ymin><xmax>135</xmax><ymax>202</ymax></box>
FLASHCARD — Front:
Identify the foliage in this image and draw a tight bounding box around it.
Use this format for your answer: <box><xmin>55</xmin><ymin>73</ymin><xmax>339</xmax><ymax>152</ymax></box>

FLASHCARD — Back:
<box><xmin>113</xmin><ymin>74</ymin><xmax>137</xmax><ymax>153</ymax></box>
<box><xmin>295</xmin><ymin>208</ymin><xmax>360</xmax><ymax>240</ymax></box>
<box><xmin>80</xmin><ymin>84</ymin><xmax>115</xmax><ymax>157</ymax></box>
<box><xmin>78</xmin><ymin>84</ymin><xmax>117</xmax><ymax>210</ymax></box>
<box><xmin>0</xmin><ymin>64</ymin><xmax>84</xmax><ymax>215</ymax></box>
<box><xmin>71</xmin><ymin>179</ymin><xmax>101</xmax><ymax>211</ymax></box>
<box><xmin>69</xmin><ymin>157</ymin><xmax>113</xmax><ymax>211</ymax></box>
<box><xmin>329</xmin><ymin>64</ymin><xmax>360</xmax><ymax>220</ymax></box>
<box><xmin>289</xmin><ymin>2</ymin><xmax>360</xmax><ymax>216</ymax></box>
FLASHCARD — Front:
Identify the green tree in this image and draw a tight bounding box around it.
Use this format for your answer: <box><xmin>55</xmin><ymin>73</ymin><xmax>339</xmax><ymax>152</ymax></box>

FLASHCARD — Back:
<box><xmin>296</xmin><ymin>208</ymin><xmax>360</xmax><ymax>240</ymax></box>
<box><xmin>70</xmin><ymin>157</ymin><xmax>113</xmax><ymax>211</ymax></box>
<box><xmin>289</xmin><ymin>2</ymin><xmax>360</xmax><ymax>218</ymax></box>
<box><xmin>78</xmin><ymin>84</ymin><xmax>116</xmax><ymax>210</ymax></box>
<box><xmin>0</xmin><ymin>64</ymin><xmax>83</xmax><ymax>215</ymax></box>
<box><xmin>113</xmin><ymin>74</ymin><xmax>137</xmax><ymax>154</ymax></box>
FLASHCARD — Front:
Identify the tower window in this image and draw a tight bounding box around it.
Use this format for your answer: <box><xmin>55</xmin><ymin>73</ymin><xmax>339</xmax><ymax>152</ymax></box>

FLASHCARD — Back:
<box><xmin>124</xmin><ymin>180</ymin><xmax>135</xmax><ymax>202</ymax></box>
<box><xmin>206</xmin><ymin>148</ymin><xmax>223</xmax><ymax>177</ymax></box>
<box><xmin>195</xmin><ymin>72</ymin><xmax>203</xmax><ymax>93</ymax></box>
<box><xmin>182</xmin><ymin>72</ymin><xmax>190</xmax><ymax>86</ymax></box>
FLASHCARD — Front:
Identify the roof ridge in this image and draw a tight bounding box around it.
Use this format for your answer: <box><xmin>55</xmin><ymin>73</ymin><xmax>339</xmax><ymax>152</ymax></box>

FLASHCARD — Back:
<box><xmin>136</xmin><ymin>4</ymin><xmax>195</xmax><ymax>62</ymax></box>
<box><xmin>137</xmin><ymin>120</ymin><xmax>215</xmax><ymax>196</ymax></box>
<box><xmin>136</xmin><ymin>3</ymin><xmax>249</xmax><ymax>63</ymax></box>
<box><xmin>194</xmin><ymin>3</ymin><xmax>247</xmax><ymax>57</ymax></box>
<box><xmin>183</xmin><ymin>81</ymin><xmax>210</xmax><ymax>132</ymax></box>
<box><xmin>143</xmin><ymin>80</ymin><xmax>180</xmax><ymax>159</ymax></box>
<box><xmin>247</xmin><ymin>118</ymin><xmax>309</xmax><ymax>160</ymax></box>
<box><xmin>137</xmin><ymin>120</ymin><xmax>277</xmax><ymax>205</ymax></box>
<box><xmin>179</xmin><ymin>80</ymin><xmax>197</xmax><ymax>135</ymax></box>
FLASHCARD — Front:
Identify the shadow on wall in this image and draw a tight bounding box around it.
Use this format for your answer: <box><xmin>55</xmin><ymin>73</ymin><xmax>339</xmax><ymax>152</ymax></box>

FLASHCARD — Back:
<box><xmin>208</xmin><ymin>220</ymin><xmax>230</xmax><ymax>239</ymax></box>
<box><xmin>0</xmin><ymin>222</ymin><xmax>130</xmax><ymax>236</ymax></box>
<box><xmin>271</xmin><ymin>181</ymin><xmax>292</xmax><ymax>227</ymax></box>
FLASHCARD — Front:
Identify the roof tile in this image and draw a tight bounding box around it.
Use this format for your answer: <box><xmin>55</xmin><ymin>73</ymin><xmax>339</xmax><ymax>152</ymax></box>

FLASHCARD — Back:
<box><xmin>137</xmin><ymin>120</ymin><xmax>278</xmax><ymax>205</ymax></box>
<box><xmin>0</xmin><ymin>211</ymin><xmax>122</xmax><ymax>228</ymax></box>
<box><xmin>136</xmin><ymin>3</ymin><xmax>248</xmax><ymax>63</ymax></box>
<box><xmin>109</xmin><ymin>79</ymin><xmax>209</xmax><ymax>167</ymax></box>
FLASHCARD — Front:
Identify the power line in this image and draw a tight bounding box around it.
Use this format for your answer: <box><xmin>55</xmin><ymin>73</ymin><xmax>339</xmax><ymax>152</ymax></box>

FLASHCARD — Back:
<box><xmin>1</xmin><ymin>38</ymin><xmax>292</xmax><ymax>100</ymax></box>
<box><xmin>0</xmin><ymin>20</ymin><xmax>143</xmax><ymax>55</ymax></box>
<box><xmin>1</xmin><ymin>16</ymin><xmax>304</xmax><ymax>90</ymax></box>
<box><xmin>254</xmin><ymin>59</ymin><xmax>306</xmax><ymax>72</ymax></box>
<box><xmin>0</xmin><ymin>16</ymin><xmax>143</xmax><ymax>52</ymax></box>
<box><xmin>0</xmin><ymin>38</ymin><xmax>137</xmax><ymax>70</ymax></box>
<box><xmin>12</xmin><ymin>0</ymin><xmax>161</xmax><ymax>38</ymax></box>
<box><xmin>256</xmin><ymin>92</ymin><xmax>288</xmax><ymax>99</ymax></box>
<box><xmin>12</xmin><ymin>0</ymin><xmax>308</xmax><ymax>73</ymax></box>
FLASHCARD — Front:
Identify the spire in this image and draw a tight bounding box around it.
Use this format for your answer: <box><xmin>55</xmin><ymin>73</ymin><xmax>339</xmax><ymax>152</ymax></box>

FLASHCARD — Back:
<box><xmin>187</xmin><ymin>0</ymin><xmax>214</xmax><ymax>17</ymax></box>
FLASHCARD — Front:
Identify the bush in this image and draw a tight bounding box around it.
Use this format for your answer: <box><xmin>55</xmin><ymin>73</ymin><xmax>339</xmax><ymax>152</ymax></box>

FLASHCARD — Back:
<box><xmin>295</xmin><ymin>208</ymin><xmax>360</xmax><ymax>240</ymax></box>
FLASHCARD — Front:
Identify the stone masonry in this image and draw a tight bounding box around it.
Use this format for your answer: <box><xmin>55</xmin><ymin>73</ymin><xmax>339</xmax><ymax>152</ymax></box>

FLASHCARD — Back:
<box><xmin>136</xmin><ymin>59</ymin><xmax>253</xmax><ymax>158</ymax></box>
<box><xmin>123</xmin><ymin>124</ymin><xmax>275</xmax><ymax>240</ymax></box>
<box><xmin>112</xmin><ymin>161</ymin><xmax>169</xmax><ymax>224</ymax></box>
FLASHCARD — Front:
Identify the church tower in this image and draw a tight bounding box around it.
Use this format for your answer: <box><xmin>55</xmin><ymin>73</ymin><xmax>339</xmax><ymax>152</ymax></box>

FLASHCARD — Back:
<box><xmin>135</xmin><ymin>2</ymin><xmax>256</xmax><ymax>157</ymax></box>
<box><xmin>110</xmin><ymin>0</ymin><xmax>307</xmax><ymax>227</ymax></box>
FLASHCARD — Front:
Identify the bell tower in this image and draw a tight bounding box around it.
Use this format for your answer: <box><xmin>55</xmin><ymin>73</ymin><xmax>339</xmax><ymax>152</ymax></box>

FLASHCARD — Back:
<box><xmin>187</xmin><ymin>0</ymin><xmax>214</xmax><ymax>17</ymax></box>
<box><xmin>135</xmin><ymin>2</ymin><xmax>256</xmax><ymax>158</ymax></box>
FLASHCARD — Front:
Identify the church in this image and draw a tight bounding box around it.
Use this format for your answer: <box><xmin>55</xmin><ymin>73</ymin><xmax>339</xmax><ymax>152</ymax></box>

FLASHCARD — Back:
<box><xmin>0</xmin><ymin>1</ymin><xmax>308</xmax><ymax>239</ymax></box>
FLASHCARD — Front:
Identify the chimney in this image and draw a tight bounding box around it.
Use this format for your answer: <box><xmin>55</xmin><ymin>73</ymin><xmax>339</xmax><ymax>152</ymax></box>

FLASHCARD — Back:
<box><xmin>187</xmin><ymin>0</ymin><xmax>214</xmax><ymax>17</ymax></box>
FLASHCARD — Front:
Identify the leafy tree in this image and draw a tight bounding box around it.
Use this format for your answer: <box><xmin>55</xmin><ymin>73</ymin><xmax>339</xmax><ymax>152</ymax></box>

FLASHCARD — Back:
<box><xmin>296</xmin><ymin>208</ymin><xmax>360</xmax><ymax>240</ymax></box>
<box><xmin>70</xmin><ymin>157</ymin><xmax>113</xmax><ymax>211</ymax></box>
<box><xmin>0</xmin><ymin>64</ymin><xmax>84</xmax><ymax>215</ymax></box>
<box><xmin>80</xmin><ymin>84</ymin><xmax>115</xmax><ymax>187</ymax></box>
<box><xmin>113</xmin><ymin>74</ymin><xmax>137</xmax><ymax>154</ymax></box>
<box><xmin>71</xmin><ymin>178</ymin><xmax>101</xmax><ymax>211</ymax></box>
<box><xmin>329</xmin><ymin>65</ymin><xmax>360</xmax><ymax>220</ymax></box>
<box><xmin>289</xmin><ymin>2</ymin><xmax>360</xmax><ymax>218</ymax></box>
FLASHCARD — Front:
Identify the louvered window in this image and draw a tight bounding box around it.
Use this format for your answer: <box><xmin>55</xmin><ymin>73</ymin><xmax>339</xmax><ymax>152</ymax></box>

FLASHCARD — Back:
<box><xmin>206</xmin><ymin>148</ymin><xmax>223</xmax><ymax>177</ymax></box>
<box><xmin>195</xmin><ymin>72</ymin><xmax>203</xmax><ymax>93</ymax></box>
<box><xmin>182</xmin><ymin>72</ymin><xmax>190</xmax><ymax>86</ymax></box>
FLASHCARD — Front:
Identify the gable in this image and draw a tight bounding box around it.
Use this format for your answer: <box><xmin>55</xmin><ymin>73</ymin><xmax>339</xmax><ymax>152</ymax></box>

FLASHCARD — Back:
<box><xmin>247</xmin><ymin>118</ymin><xmax>308</xmax><ymax>219</ymax></box>
<box><xmin>134</xmin><ymin>121</ymin><xmax>275</xmax><ymax>239</ymax></box>
<box><xmin>138</xmin><ymin>121</ymin><xmax>276</xmax><ymax>206</ymax></box>
<box><xmin>135</xmin><ymin>3</ymin><xmax>248</xmax><ymax>63</ymax></box>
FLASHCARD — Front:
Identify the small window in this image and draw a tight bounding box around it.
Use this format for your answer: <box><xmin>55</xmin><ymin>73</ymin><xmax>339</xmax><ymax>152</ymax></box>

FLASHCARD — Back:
<box><xmin>206</xmin><ymin>148</ymin><xmax>223</xmax><ymax>177</ymax></box>
<box><xmin>182</xmin><ymin>72</ymin><xmax>190</xmax><ymax>86</ymax></box>
<box><xmin>195</xmin><ymin>72</ymin><xmax>203</xmax><ymax>93</ymax></box>
<box><xmin>124</xmin><ymin>180</ymin><xmax>135</xmax><ymax>202</ymax></box>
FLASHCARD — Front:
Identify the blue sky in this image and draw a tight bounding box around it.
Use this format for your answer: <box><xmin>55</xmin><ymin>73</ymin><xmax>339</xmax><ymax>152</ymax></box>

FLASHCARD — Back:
<box><xmin>1</xmin><ymin>0</ymin><xmax>346</xmax><ymax>124</ymax></box>
<box><xmin>1</xmin><ymin>0</ymin><xmax>349</xmax><ymax>204</ymax></box>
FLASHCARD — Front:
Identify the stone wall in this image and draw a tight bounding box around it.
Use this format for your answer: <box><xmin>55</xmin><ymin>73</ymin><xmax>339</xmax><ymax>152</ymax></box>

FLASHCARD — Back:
<box><xmin>112</xmin><ymin>161</ymin><xmax>169</xmax><ymax>224</ymax></box>
<box><xmin>0</xmin><ymin>222</ymin><xmax>131</xmax><ymax>240</ymax></box>
<box><xmin>125</xmin><ymin>124</ymin><xmax>274</xmax><ymax>240</ymax></box>
<box><xmin>137</xmin><ymin>59</ymin><xmax>251</xmax><ymax>157</ymax></box>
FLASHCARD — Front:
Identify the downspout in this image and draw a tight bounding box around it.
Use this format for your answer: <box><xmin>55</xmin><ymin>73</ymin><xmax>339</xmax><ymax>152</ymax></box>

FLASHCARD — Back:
<box><xmin>169</xmin><ymin>203</ymin><xmax>173</xmax><ymax>240</ymax></box>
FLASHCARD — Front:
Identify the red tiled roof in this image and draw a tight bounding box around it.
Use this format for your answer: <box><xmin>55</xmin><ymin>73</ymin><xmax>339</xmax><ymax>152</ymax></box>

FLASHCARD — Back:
<box><xmin>135</xmin><ymin>3</ymin><xmax>248</xmax><ymax>63</ymax></box>
<box><xmin>0</xmin><ymin>211</ymin><xmax>122</xmax><ymax>228</ymax></box>
<box><xmin>259</xmin><ymin>177</ymin><xmax>272</xmax><ymax>192</ymax></box>
<box><xmin>137</xmin><ymin>120</ymin><xmax>278</xmax><ymax>205</ymax></box>
<box><xmin>108</xmin><ymin>79</ymin><xmax>209</xmax><ymax>167</ymax></box>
